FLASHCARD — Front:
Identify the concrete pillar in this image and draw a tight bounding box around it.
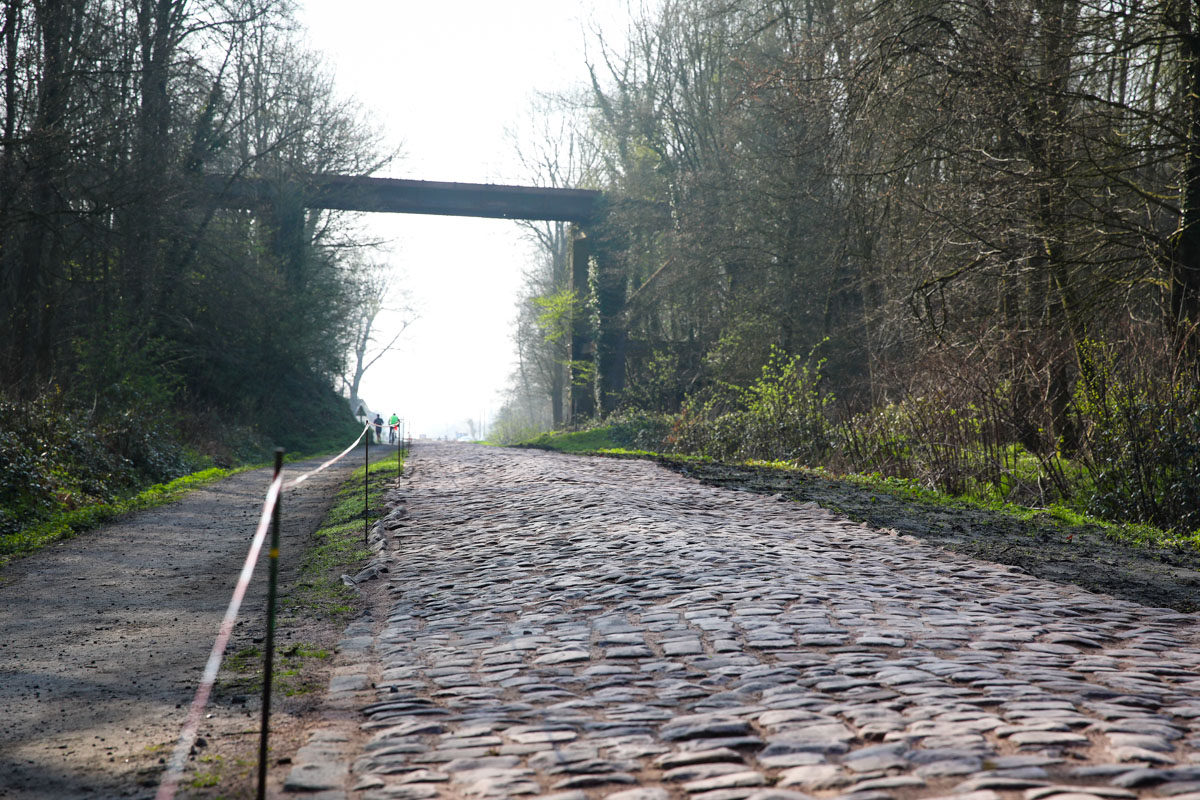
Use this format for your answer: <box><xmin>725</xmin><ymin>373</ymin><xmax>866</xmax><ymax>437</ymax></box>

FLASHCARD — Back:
<box><xmin>267</xmin><ymin>181</ymin><xmax>307</xmax><ymax>289</ymax></box>
<box><xmin>595</xmin><ymin>249</ymin><xmax>627</xmax><ymax>415</ymax></box>
<box><xmin>568</xmin><ymin>225</ymin><xmax>596</xmax><ymax>421</ymax></box>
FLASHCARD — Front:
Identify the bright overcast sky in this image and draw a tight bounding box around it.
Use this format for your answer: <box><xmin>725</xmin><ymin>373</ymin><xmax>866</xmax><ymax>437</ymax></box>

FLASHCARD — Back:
<box><xmin>296</xmin><ymin>1</ymin><xmax>627</xmax><ymax>438</ymax></box>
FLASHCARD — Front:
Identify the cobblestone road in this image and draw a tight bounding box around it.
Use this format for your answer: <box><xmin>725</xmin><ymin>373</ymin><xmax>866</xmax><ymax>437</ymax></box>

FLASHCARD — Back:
<box><xmin>286</xmin><ymin>443</ymin><xmax>1200</xmax><ymax>800</ymax></box>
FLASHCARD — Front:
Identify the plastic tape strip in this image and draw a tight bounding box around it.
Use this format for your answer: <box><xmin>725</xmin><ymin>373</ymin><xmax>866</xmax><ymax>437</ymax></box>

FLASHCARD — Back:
<box><xmin>156</xmin><ymin>420</ymin><xmax>377</xmax><ymax>799</ymax></box>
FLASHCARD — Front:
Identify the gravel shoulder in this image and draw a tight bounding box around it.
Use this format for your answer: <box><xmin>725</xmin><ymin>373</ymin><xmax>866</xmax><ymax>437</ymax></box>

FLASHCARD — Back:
<box><xmin>657</xmin><ymin>456</ymin><xmax>1200</xmax><ymax>613</ymax></box>
<box><xmin>0</xmin><ymin>447</ymin><xmax>390</xmax><ymax>800</ymax></box>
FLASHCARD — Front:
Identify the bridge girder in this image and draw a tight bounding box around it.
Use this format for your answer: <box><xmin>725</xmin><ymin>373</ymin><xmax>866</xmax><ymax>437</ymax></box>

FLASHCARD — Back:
<box><xmin>204</xmin><ymin>174</ymin><xmax>599</xmax><ymax>222</ymax></box>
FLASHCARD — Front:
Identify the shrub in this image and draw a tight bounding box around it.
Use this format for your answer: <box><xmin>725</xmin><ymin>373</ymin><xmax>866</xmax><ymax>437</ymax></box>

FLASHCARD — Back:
<box><xmin>1076</xmin><ymin>341</ymin><xmax>1200</xmax><ymax>534</ymax></box>
<box><xmin>669</xmin><ymin>345</ymin><xmax>833</xmax><ymax>464</ymax></box>
<box><xmin>833</xmin><ymin>396</ymin><xmax>1064</xmax><ymax>504</ymax></box>
<box><xmin>0</xmin><ymin>393</ymin><xmax>195</xmax><ymax>545</ymax></box>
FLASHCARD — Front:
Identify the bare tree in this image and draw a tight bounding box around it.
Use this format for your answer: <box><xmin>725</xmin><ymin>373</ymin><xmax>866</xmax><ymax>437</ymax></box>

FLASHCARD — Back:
<box><xmin>506</xmin><ymin>91</ymin><xmax>599</xmax><ymax>426</ymax></box>
<box><xmin>342</xmin><ymin>260</ymin><xmax>416</xmax><ymax>414</ymax></box>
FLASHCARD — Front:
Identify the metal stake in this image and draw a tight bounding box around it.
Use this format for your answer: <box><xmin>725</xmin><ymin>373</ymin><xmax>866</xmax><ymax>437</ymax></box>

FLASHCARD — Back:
<box><xmin>257</xmin><ymin>448</ymin><xmax>284</xmax><ymax>800</ymax></box>
<box><xmin>364</xmin><ymin>428</ymin><xmax>370</xmax><ymax>543</ymax></box>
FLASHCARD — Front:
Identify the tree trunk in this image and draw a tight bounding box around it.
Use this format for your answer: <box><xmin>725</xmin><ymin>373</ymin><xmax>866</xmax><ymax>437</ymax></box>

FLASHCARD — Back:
<box><xmin>128</xmin><ymin>0</ymin><xmax>183</xmax><ymax>320</ymax></box>
<box><xmin>1171</xmin><ymin>1</ymin><xmax>1200</xmax><ymax>358</ymax></box>
<box><xmin>10</xmin><ymin>0</ymin><xmax>80</xmax><ymax>388</ymax></box>
<box><xmin>568</xmin><ymin>227</ymin><xmax>596</xmax><ymax>421</ymax></box>
<box><xmin>0</xmin><ymin>0</ymin><xmax>24</xmax><ymax>383</ymax></box>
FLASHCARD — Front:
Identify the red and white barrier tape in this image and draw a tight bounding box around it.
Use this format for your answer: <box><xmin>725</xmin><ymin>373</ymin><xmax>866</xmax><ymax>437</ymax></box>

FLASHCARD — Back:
<box><xmin>155</xmin><ymin>422</ymin><xmax>375</xmax><ymax>800</ymax></box>
<box><xmin>283</xmin><ymin>423</ymin><xmax>371</xmax><ymax>490</ymax></box>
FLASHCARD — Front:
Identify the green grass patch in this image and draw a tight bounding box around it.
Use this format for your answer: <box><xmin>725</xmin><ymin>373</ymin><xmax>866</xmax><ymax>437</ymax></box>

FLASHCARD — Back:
<box><xmin>0</xmin><ymin>466</ymin><xmax>239</xmax><ymax>566</ymax></box>
<box><xmin>189</xmin><ymin>771</ymin><xmax>220</xmax><ymax>789</ymax></box>
<box><xmin>521</xmin><ymin>428</ymin><xmax>624</xmax><ymax>453</ymax></box>
<box><xmin>221</xmin><ymin>642</ymin><xmax>333</xmax><ymax>697</ymax></box>
<box><xmin>519</xmin><ymin>434</ymin><xmax>703</xmax><ymax>463</ymax></box>
<box><xmin>516</xmin><ymin>413</ymin><xmax>673</xmax><ymax>454</ymax></box>
<box><xmin>281</xmin><ymin>449</ymin><xmax>404</xmax><ymax>622</ymax></box>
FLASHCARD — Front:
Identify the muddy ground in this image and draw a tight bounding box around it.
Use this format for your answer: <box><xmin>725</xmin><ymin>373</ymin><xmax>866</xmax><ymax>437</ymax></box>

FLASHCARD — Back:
<box><xmin>655</xmin><ymin>457</ymin><xmax>1200</xmax><ymax>613</ymax></box>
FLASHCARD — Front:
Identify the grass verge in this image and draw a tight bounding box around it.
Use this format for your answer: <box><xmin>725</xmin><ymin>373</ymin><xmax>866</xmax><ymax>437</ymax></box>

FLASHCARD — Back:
<box><xmin>281</xmin><ymin>448</ymin><xmax>404</xmax><ymax>622</ymax></box>
<box><xmin>0</xmin><ymin>467</ymin><xmax>240</xmax><ymax>567</ymax></box>
<box><xmin>0</xmin><ymin>432</ymin><xmax>379</xmax><ymax>569</ymax></box>
<box><xmin>520</xmin><ymin>428</ymin><xmax>627</xmax><ymax>453</ymax></box>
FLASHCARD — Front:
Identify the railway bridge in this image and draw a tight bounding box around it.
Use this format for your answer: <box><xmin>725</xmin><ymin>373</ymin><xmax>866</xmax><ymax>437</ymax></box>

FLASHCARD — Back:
<box><xmin>205</xmin><ymin>173</ymin><xmax>617</xmax><ymax>419</ymax></box>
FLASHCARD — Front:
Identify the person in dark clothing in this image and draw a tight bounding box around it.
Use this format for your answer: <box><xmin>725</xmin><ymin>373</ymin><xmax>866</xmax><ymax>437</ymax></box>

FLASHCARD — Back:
<box><xmin>373</xmin><ymin>413</ymin><xmax>384</xmax><ymax>444</ymax></box>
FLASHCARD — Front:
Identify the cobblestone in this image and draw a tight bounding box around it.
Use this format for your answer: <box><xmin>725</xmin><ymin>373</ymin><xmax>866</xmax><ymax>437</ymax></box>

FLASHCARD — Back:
<box><xmin>287</xmin><ymin>443</ymin><xmax>1200</xmax><ymax>800</ymax></box>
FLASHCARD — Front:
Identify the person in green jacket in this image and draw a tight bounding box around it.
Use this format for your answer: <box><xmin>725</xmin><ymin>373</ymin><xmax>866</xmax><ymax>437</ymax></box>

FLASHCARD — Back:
<box><xmin>388</xmin><ymin>413</ymin><xmax>401</xmax><ymax>444</ymax></box>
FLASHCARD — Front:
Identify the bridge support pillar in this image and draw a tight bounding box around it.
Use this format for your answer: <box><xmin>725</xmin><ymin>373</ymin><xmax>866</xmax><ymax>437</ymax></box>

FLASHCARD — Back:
<box><xmin>594</xmin><ymin>243</ymin><xmax>626</xmax><ymax>415</ymax></box>
<box><xmin>266</xmin><ymin>181</ymin><xmax>307</xmax><ymax>289</ymax></box>
<box><xmin>568</xmin><ymin>225</ymin><xmax>596</xmax><ymax>422</ymax></box>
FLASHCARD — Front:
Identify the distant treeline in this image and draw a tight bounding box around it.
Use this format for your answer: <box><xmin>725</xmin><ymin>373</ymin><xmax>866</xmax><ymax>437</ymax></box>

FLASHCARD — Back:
<box><xmin>500</xmin><ymin>0</ymin><xmax>1200</xmax><ymax>533</ymax></box>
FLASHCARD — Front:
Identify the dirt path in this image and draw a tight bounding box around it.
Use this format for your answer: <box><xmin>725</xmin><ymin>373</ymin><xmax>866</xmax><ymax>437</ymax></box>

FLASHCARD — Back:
<box><xmin>0</xmin><ymin>446</ymin><xmax>389</xmax><ymax>800</ymax></box>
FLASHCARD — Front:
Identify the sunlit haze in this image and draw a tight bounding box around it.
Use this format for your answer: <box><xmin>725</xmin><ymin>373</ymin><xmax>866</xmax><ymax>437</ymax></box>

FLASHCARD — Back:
<box><xmin>297</xmin><ymin>1</ymin><xmax>620</xmax><ymax>438</ymax></box>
